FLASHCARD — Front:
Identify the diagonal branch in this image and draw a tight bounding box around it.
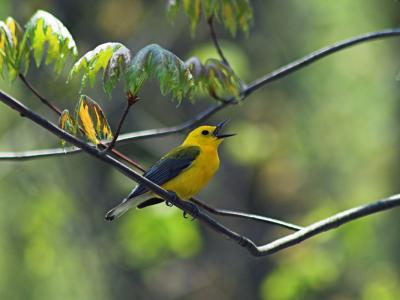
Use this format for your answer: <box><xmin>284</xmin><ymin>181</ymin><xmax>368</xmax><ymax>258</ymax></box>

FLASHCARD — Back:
<box><xmin>19</xmin><ymin>73</ymin><xmax>63</xmax><ymax>115</ymax></box>
<box><xmin>0</xmin><ymin>89</ymin><xmax>257</xmax><ymax>254</ymax></box>
<box><xmin>243</xmin><ymin>28</ymin><xmax>400</xmax><ymax>96</ymax></box>
<box><xmin>1</xmin><ymin>89</ymin><xmax>400</xmax><ymax>257</ymax></box>
<box><xmin>18</xmin><ymin>74</ymin><xmax>144</xmax><ymax>170</ymax></box>
<box><xmin>4</xmin><ymin>27</ymin><xmax>400</xmax><ymax>161</ymax></box>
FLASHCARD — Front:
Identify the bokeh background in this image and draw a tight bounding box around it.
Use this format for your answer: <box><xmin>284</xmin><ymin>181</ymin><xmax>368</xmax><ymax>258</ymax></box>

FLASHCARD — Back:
<box><xmin>1</xmin><ymin>0</ymin><xmax>400</xmax><ymax>299</ymax></box>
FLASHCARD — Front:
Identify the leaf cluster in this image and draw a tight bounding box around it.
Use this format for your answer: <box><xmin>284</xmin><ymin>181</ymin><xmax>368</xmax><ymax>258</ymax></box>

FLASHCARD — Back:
<box><xmin>0</xmin><ymin>10</ymin><xmax>78</xmax><ymax>81</ymax></box>
<box><xmin>69</xmin><ymin>43</ymin><xmax>193</xmax><ymax>102</ymax></box>
<box><xmin>185</xmin><ymin>56</ymin><xmax>242</xmax><ymax>99</ymax></box>
<box><xmin>167</xmin><ymin>0</ymin><xmax>253</xmax><ymax>36</ymax></box>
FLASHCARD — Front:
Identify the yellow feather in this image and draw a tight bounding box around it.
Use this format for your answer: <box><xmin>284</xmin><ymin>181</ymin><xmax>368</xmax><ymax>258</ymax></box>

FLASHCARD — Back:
<box><xmin>105</xmin><ymin>124</ymin><xmax>233</xmax><ymax>220</ymax></box>
<box><xmin>156</xmin><ymin>125</ymin><xmax>224</xmax><ymax>199</ymax></box>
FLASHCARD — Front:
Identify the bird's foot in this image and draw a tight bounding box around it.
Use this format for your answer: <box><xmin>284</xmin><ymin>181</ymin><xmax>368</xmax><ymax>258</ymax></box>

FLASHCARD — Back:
<box><xmin>180</xmin><ymin>201</ymin><xmax>200</xmax><ymax>221</ymax></box>
<box><xmin>165</xmin><ymin>191</ymin><xmax>199</xmax><ymax>220</ymax></box>
<box><xmin>165</xmin><ymin>191</ymin><xmax>178</xmax><ymax>207</ymax></box>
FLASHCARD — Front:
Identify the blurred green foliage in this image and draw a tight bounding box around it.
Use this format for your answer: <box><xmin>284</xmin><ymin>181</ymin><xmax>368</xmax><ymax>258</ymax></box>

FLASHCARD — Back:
<box><xmin>0</xmin><ymin>0</ymin><xmax>400</xmax><ymax>299</ymax></box>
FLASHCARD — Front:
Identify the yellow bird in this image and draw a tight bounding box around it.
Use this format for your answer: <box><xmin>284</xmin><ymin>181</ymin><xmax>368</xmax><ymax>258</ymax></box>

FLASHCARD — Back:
<box><xmin>105</xmin><ymin>120</ymin><xmax>235</xmax><ymax>221</ymax></box>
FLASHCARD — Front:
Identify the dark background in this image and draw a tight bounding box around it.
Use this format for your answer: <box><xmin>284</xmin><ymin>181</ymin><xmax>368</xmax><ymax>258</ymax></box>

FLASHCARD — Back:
<box><xmin>1</xmin><ymin>0</ymin><xmax>400</xmax><ymax>299</ymax></box>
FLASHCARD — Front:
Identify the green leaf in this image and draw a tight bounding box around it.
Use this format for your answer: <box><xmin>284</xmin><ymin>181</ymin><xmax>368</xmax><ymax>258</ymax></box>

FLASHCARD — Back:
<box><xmin>58</xmin><ymin>109</ymin><xmax>77</xmax><ymax>146</ymax></box>
<box><xmin>203</xmin><ymin>0</ymin><xmax>220</xmax><ymax>18</ymax></box>
<box><xmin>24</xmin><ymin>10</ymin><xmax>78</xmax><ymax>74</ymax></box>
<box><xmin>166</xmin><ymin>0</ymin><xmax>181</xmax><ymax>22</ymax></box>
<box><xmin>0</xmin><ymin>17</ymin><xmax>23</xmax><ymax>80</ymax></box>
<box><xmin>75</xmin><ymin>95</ymin><xmax>113</xmax><ymax>145</ymax></box>
<box><xmin>185</xmin><ymin>56</ymin><xmax>241</xmax><ymax>99</ymax></box>
<box><xmin>69</xmin><ymin>42</ymin><xmax>131</xmax><ymax>95</ymax></box>
<box><xmin>166</xmin><ymin>0</ymin><xmax>253</xmax><ymax>36</ymax></box>
<box><xmin>167</xmin><ymin>0</ymin><xmax>202</xmax><ymax>35</ymax></box>
<box><xmin>221</xmin><ymin>0</ymin><xmax>253</xmax><ymax>36</ymax></box>
<box><xmin>183</xmin><ymin>0</ymin><xmax>202</xmax><ymax>35</ymax></box>
<box><xmin>0</xmin><ymin>21</ymin><xmax>14</xmax><ymax>78</ymax></box>
<box><xmin>126</xmin><ymin>44</ymin><xmax>193</xmax><ymax>102</ymax></box>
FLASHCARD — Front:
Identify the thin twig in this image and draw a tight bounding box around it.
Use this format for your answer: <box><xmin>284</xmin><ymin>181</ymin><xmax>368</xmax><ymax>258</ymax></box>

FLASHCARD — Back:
<box><xmin>5</xmin><ymin>27</ymin><xmax>400</xmax><ymax>161</ymax></box>
<box><xmin>207</xmin><ymin>16</ymin><xmax>230</xmax><ymax>67</ymax></box>
<box><xmin>19</xmin><ymin>73</ymin><xmax>63</xmax><ymax>115</ymax></box>
<box><xmin>18</xmin><ymin>75</ymin><xmax>144</xmax><ymax>170</ymax></box>
<box><xmin>103</xmin><ymin>93</ymin><xmax>139</xmax><ymax>153</ymax></box>
<box><xmin>1</xmin><ymin>89</ymin><xmax>400</xmax><ymax>256</ymax></box>
<box><xmin>190</xmin><ymin>197</ymin><xmax>303</xmax><ymax>231</ymax></box>
<box><xmin>109</xmin><ymin>148</ymin><xmax>145</xmax><ymax>172</ymax></box>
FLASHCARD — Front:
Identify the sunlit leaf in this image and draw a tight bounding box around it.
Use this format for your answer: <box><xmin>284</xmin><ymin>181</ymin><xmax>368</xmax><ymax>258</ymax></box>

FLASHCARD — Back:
<box><xmin>0</xmin><ymin>21</ymin><xmax>14</xmax><ymax>78</ymax></box>
<box><xmin>58</xmin><ymin>109</ymin><xmax>77</xmax><ymax>146</ymax></box>
<box><xmin>69</xmin><ymin>42</ymin><xmax>131</xmax><ymax>95</ymax></box>
<box><xmin>75</xmin><ymin>95</ymin><xmax>113</xmax><ymax>145</ymax></box>
<box><xmin>126</xmin><ymin>44</ymin><xmax>193</xmax><ymax>102</ymax></box>
<box><xmin>6</xmin><ymin>17</ymin><xmax>31</xmax><ymax>77</ymax></box>
<box><xmin>24</xmin><ymin>10</ymin><xmax>78</xmax><ymax>74</ymax></box>
<box><xmin>5</xmin><ymin>18</ymin><xmax>18</xmax><ymax>47</ymax></box>
<box><xmin>0</xmin><ymin>17</ymin><xmax>24</xmax><ymax>80</ymax></box>
<box><xmin>166</xmin><ymin>0</ymin><xmax>253</xmax><ymax>36</ymax></box>
<box><xmin>185</xmin><ymin>56</ymin><xmax>241</xmax><ymax>99</ymax></box>
<box><xmin>103</xmin><ymin>45</ymin><xmax>131</xmax><ymax>95</ymax></box>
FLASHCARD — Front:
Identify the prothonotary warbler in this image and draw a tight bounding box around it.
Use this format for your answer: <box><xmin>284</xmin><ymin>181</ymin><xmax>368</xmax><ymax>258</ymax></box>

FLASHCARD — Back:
<box><xmin>105</xmin><ymin>120</ymin><xmax>235</xmax><ymax>221</ymax></box>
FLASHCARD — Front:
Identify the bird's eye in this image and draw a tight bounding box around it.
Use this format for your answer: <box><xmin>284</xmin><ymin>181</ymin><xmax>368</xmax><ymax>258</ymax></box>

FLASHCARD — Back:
<box><xmin>201</xmin><ymin>130</ymin><xmax>209</xmax><ymax>136</ymax></box>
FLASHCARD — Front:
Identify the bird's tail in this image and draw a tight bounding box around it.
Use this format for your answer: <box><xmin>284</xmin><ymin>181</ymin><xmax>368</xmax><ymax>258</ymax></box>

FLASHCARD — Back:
<box><xmin>105</xmin><ymin>198</ymin><xmax>134</xmax><ymax>221</ymax></box>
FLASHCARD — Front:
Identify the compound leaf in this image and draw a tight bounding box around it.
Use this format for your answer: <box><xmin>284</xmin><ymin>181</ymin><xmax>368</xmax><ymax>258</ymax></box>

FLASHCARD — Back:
<box><xmin>167</xmin><ymin>0</ymin><xmax>253</xmax><ymax>36</ymax></box>
<box><xmin>24</xmin><ymin>10</ymin><xmax>78</xmax><ymax>74</ymax></box>
<box><xmin>0</xmin><ymin>17</ymin><xmax>25</xmax><ymax>80</ymax></box>
<box><xmin>185</xmin><ymin>56</ymin><xmax>241</xmax><ymax>99</ymax></box>
<box><xmin>69</xmin><ymin>42</ymin><xmax>131</xmax><ymax>95</ymax></box>
<box><xmin>126</xmin><ymin>44</ymin><xmax>193</xmax><ymax>102</ymax></box>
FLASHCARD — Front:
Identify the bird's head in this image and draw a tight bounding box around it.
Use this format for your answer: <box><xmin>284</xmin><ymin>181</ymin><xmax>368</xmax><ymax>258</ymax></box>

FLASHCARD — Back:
<box><xmin>182</xmin><ymin>120</ymin><xmax>236</xmax><ymax>148</ymax></box>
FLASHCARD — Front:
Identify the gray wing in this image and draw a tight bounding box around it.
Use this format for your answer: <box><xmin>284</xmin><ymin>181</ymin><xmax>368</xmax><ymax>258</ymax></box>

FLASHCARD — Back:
<box><xmin>125</xmin><ymin>145</ymin><xmax>201</xmax><ymax>200</ymax></box>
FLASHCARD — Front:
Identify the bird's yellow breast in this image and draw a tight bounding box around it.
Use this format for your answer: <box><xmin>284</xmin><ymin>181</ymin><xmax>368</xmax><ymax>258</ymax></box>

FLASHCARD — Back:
<box><xmin>161</xmin><ymin>146</ymin><xmax>220</xmax><ymax>200</ymax></box>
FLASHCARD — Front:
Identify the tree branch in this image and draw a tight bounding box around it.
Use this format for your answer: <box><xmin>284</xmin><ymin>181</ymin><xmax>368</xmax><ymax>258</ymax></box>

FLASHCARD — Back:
<box><xmin>1</xmin><ymin>90</ymin><xmax>400</xmax><ymax>256</ymax></box>
<box><xmin>243</xmin><ymin>28</ymin><xmax>400</xmax><ymax>96</ymax></box>
<box><xmin>190</xmin><ymin>197</ymin><xmax>303</xmax><ymax>231</ymax></box>
<box><xmin>0</xmin><ymin>89</ymin><xmax>257</xmax><ymax>254</ymax></box>
<box><xmin>4</xmin><ymin>27</ymin><xmax>400</xmax><ymax>161</ymax></box>
<box><xmin>254</xmin><ymin>194</ymin><xmax>400</xmax><ymax>255</ymax></box>
<box><xmin>18</xmin><ymin>74</ymin><xmax>145</xmax><ymax>170</ymax></box>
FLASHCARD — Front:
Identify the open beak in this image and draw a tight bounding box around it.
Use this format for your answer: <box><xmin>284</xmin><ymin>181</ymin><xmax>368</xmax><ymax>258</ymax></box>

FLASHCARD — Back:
<box><xmin>214</xmin><ymin>120</ymin><xmax>236</xmax><ymax>139</ymax></box>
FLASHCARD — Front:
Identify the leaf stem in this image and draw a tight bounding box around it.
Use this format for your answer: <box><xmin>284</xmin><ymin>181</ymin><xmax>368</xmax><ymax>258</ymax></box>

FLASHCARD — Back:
<box><xmin>103</xmin><ymin>93</ymin><xmax>139</xmax><ymax>153</ymax></box>
<box><xmin>207</xmin><ymin>16</ymin><xmax>230</xmax><ymax>67</ymax></box>
<box><xmin>19</xmin><ymin>73</ymin><xmax>62</xmax><ymax>115</ymax></box>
